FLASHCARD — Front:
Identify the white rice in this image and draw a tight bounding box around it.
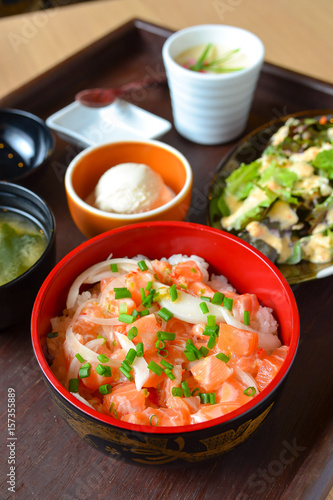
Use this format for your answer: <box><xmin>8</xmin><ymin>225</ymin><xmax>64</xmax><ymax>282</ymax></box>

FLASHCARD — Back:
<box><xmin>208</xmin><ymin>274</ymin><xmax>236</xmax><ymax>293</ymax></box>
<box><xmin>251</xmin><ymin>305</ymin><xmax>278</xmax><ymax>335</ymax></box>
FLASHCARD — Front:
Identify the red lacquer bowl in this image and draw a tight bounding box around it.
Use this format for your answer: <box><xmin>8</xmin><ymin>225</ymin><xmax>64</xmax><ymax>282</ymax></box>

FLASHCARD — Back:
<box><xmin>31</xmin><ymin>221</ymin><xmax>299</xmax><ymax>468</ymax></box>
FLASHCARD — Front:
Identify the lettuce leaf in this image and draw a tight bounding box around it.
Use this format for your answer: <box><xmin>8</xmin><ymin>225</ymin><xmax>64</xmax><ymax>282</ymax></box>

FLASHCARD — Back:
<box><xmin>225</xmin><ymin>160</ymin><xmax>260</xmax><ymax>199</ymax></box>
<box><xmin>312</xmin><ymin>149</ymin><xmax>333</xmax><ymax>179</ymax></box>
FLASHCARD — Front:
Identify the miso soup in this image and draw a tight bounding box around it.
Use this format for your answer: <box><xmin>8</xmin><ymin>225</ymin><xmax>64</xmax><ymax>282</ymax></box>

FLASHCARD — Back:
<box><xmin>0</xmin><ymin>209</ymin><xmax>47</xmax><ymax>286</ymax></box>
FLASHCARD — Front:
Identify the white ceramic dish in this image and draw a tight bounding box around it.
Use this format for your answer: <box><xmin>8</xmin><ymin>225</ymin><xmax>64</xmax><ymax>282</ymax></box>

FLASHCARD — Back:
<box><xmin>162</xmin><ymin>24</ymin><xmax>265</xmax><ymax>145</ymax></box>
<box><xmin>46</xmin><ymin>100</ymin><xmax>172</xmax><ymax>148</ymax></box>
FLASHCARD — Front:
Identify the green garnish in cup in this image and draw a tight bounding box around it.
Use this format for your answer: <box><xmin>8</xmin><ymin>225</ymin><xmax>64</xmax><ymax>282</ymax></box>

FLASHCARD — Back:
<box><xmin>179</xmin><ymin>43</ymin><xmax>244</xmax><ymax>73</ymax></box>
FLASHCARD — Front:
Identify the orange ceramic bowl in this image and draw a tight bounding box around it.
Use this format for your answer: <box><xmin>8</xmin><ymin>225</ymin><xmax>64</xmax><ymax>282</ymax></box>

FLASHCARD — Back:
<box><xmin>64</xmin><ymin>140</ymin><xmax>193</xmax><ymax>238</ymax></box>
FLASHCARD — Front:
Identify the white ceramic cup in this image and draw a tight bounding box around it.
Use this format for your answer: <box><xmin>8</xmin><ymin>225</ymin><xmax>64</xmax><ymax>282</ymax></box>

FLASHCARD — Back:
<box><xmin>162</xmin><ymin>24</ymin><xmax>265</xmax><ymax>145</ymax></box>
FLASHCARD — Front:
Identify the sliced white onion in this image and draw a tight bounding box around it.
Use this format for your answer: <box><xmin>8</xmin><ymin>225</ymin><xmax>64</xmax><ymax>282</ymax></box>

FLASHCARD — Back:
<box><xmin>70</xmin><ymin>392</ymin><xmax>95</xmax><ymax>409</ymax></box>
<box><xmin>66</xmin><ymin>327</ymin><xmax>120</xmax><ymax>367</ymax></box>
<box><xmin>66</xmin><ymin>258</ymin><xmax>139</xmax><ymax>309</ymax></box>
<box><xmin>66</xmin><ymin>356</ymin><xmax>81</xmax><ymax>386</ymax></box>
<box><xmin>85</xmin><ymin>338</ymin><xmax>106</xmax><ymax>351</ymax></box>
<box><xmin>76</xmin><ymin>315</ymin><xmax>123</xmax><ymax>326</ymax></box>
<box><xmin>115</xmin><ymin>332</ymin><xmax>149</xmax><ymax>391</ymax></box>
<box><xmin>233</xmin><ymin>366</ymin><xmax>259</xmax><ymax>395</ymax></box>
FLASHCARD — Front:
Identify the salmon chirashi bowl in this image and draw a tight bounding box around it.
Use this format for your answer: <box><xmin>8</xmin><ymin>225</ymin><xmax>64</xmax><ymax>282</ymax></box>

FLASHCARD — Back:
<box><xmin>31</xmin><ymin>222</ymin><xmax>299</xmax><ymax>466</ymax></box>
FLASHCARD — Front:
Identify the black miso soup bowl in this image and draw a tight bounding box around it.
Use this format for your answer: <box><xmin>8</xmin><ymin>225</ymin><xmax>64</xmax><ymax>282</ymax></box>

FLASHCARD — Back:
<box><xmin>0</xmin><ymin>108</ymin><xmax>55</xmax><ymax>182</ymax></box>
<box><xmin>0</xmin><ymin>182</ymin><xmax>56</xmax><ymax>330</ymax></box>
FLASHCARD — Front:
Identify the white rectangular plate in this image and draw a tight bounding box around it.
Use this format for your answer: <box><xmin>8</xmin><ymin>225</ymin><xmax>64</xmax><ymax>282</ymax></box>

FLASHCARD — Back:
<box><xmin>46</xmin><ymin>100</ymin><xmax>172</xmax><ymax>148</ymax></box>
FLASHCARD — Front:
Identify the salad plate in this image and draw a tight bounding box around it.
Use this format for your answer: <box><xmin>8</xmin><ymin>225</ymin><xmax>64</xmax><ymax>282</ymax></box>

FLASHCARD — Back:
<box><xmin>208</xmin><ymin>109</ymin><xmax>333</xmax><ymax>284</ymax></box>
<box><xmin>46</xmin><ymin>100</ymin><xmax>172</xmax><ymax>148</ymax></box>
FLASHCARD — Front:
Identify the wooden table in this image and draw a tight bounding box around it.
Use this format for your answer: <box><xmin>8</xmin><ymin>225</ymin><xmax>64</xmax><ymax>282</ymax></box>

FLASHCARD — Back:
<box><xmin>1</xmin><ymin>2</ymin><xmax>333</xmax><ymax>499</ymax></box>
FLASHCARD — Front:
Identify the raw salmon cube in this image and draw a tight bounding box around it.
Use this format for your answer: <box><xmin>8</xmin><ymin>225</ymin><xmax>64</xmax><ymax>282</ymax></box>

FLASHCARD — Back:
<box><xmin>190</xmin><ymin>355</ymin><xmax>233</xmax><ymax>392</ymax></box>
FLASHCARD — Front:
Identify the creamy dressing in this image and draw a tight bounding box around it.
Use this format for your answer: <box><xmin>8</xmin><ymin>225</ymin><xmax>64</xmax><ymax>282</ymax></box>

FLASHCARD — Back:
<box><xmin>246</xmin><ymin>221</ymin><xmax>293</xmax><ymax>263</ymax></box>
<box><xmin>222</xmin><ymin>187</ymin><xmax>268</xmax><ymax>230</ymax></box>
<box><xmin>267</xmin><ymin>201</ymin><xmax>298</xmax><ymax>230</ymax></box>
<box><xmin>270</xmin><ymin>125</ymin><xmax>289</xmax><ymax>146</ymax></box>
<box><xmin>302</xmin><ymin>233</ymin><xmax>332</xmax><ymax>263</ymax></box>
<box><xmin>287</xmin><ymin>161</ymin><xmax>314</xmax><ymax>178</ymax></box>
<box><xmin>294</xmin><ymin>175</ymin><xmax>332</xmax><ymax>198</ymax></box>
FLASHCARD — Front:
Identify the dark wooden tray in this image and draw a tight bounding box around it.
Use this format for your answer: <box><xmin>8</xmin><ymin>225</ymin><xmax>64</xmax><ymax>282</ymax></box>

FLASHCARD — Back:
<box><xmin>1</xmin><ymin>19</ymin><xmax>333</xmax><ymax>500</ymax></box>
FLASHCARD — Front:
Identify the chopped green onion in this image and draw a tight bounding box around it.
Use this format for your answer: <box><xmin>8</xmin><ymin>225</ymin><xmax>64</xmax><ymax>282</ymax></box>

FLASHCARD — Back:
<box><xmin>146</xmin><ymin>281</ymin><xmax>153</xmax><ymax>290</ymax></box>
<box><xmin>200</xmin><ymin>296</ymin><xmax>211</xmax><ymax>302</ymax></box>
<box><xmin>191</xmin><ymin>388</ymin><xmax>200</xmax><ymax>397</ymax></box>
<box><xmin>99</xmin><ymin>384</ymin><xmax>112</xmax><ymax>395</ymax></box>
<box><xmin>172</xmin><ymin>387</ymin><xmax>183</xmax><ymax>397</ymax></box>
<box><xmin>139</xmin><ymin>309</ymin><xmax>149</xmax><ymax>317</ymax></box>
<box><xmin>209</xmin><ymin>393</ymin><xmax>216</xmax><ymax>405</ymax></box>
<box><xmin>170</xmin><ymin>284</ymin><xmax>178</xmax><ymax>302</ymax></box>
<box><xmin>207</xmin><ymin>315</ymin><xmax>216</xmax><ymax>326</ymax></box>
<box><xmin>119</xmin><ymin>302</ymin><xmax>128</xmax><ymax>314</ymax></box>
<box><xmin>110</xmin><ymin>263</ymin><xmax>118</xmax><ymax>272</ymax></box>
<box><xmin>109</xmin><ymin>402</ymin><xmax>118</xmax><ymax>418</ymax></box>
<box><xmin>164</xmin><ymin>369</ymin><xmax>176</xmax><ymax>380</ymax></box>
<box><xmin>200</xmin><ymin>393</ymin><xmax>210</xmax><ymax>404</ymax></box>
<box><xmin>199</xmin><ymin>346</ymin><xmax>209</xmax><ymax>357</ymax></box>
<box><xmin>207</xmin><ymin>335</ymin><xmax>216</xmax><ymax>350</ymax></box>
<box><xmin>244</xmin><ymin>386</ymin><xmax>256</xmax><ymax>397</ymax></box>
<box><xmin>212</xmin><ymin>292</ymin><xmax>224</xmax><ymax>305</ymax></box>
<box><xmin>157</xmin><ymin>331</ymin><xmax>176</xmax><ymax>341</ymax></box>
<box><xmin>132</xmin><ymin>309</ymin><xmax>139</xmax><ymax>318</ymax></box>
<box><xmin>121</xmin><ymin>360</ymin><xmax>132</xmax><ymax>372</ymax></box>
<box><xmin>140</xmin><ymin>287</ymin><xmax>146</xmax><ymax>302</ymax></box>
<box><xmin>244</xmin><ymin>310</ymin><xmax>251</xmax><ymax>326</ymax></box>
<box><xmin>97</xmin><ymin>353</ymin><xmax>109</xmax><ymax>363</ymax></box>
<box><xmin>200</xmin><ymin>302</ymin><xmax>209</xmax><ymax>314</ymax></box>
<box><xmin>138</xmin><ymin>260</ymin><xmax>148</xmax><ymax>271</ymax></box>
<box><xmin>97</xmin><ymin>334</ymin><xmax>107</xmax><ymax>344</ymax></box>
<box><xmin>75</xmin><ymin>353</ymin><xmax>85</xmax><ymax>363</ymax></box>
<box><xmin>156</xmin><ymin>339</ymin><xmax>166</xmax><ymax>350</ymax></box>
<box><xmin>127</xmin><ymin>326</ymin><xmax>138</xmax><ymax>340</ymax></box>
<box><xmin>190</xmin><ymin>267</ymin><xmax>197</xmax><ymax>273</ymax></box>
<box><xmin>158</xmin><ymin>307</ymin><xmax>174</xmax><ymax>322</ymax></box>
<box><xmin>69</xmin><ymin>378</ymin><xmax>79</xmax><ymax>392</ymax></box>
<box><xmin>96</xmin><ymin>364</ymin><xmax>106</xmax><ymax>375</ymax></box>
<box><xmin>103</xmin><ymin>366</ymin><xmax>111</xmax><ymax>377</ymax></box>
<box><xmin>47</xmin><ymin>331</ymin><xmax>58</xmax><ymax>339</ymax></box>
<box><xmin>142</xmin><ymin>290</ymin><xmax>156</xmax><ymax>308</ymax></box>
<box><xmin>125</xmin><ymin>348</ymin><xmax>137</xmax><ymax>365</ymax></box>
<box><xmin>149</xmin><ymin>414</ymin><xmax>159</xmax><ymax>426</ymax></box>
<box><xmin>223</xmin><ymin>296</ymin><xmax>233</xmax><ymax>311</ymax></box>
<box><xmin>185</xmin><ymin>342</ymin><xmax>202</xmax><ymax>359</ymax></box>
<box><xmin>114</xmin><ymin>287</ymin><xmax>132</xmax><ymax>299</ymax></box>
<box><xmin>157</xmin><ymin>349</ymin><xmax>169</xmax><ymax>358</ymax></box>
<box><xmin>203</xmin><ymin>325</ymin><xmax>219</xmax><ymax>336</ymax></box>
<box><xmin>147</xmin><ymin>360</ymin><xmax>163</xmax><ymax>376</ymax></box>
<box><xmin>136</xmin><ymin>342</ymin><xmax>144</xmax><ymax>357</ymax></box>
<box><xmin>119</xmin><ymin>366</ymin><xmax>133</xmax><ymax>381</ymax></box>
<box><xmin>184</xmin><ymin>350</ymin><xmax>196</xmax><ymax>361</ymax></box>
<box><xmin>118</xmin><ymin>313</ymin><xmax>136</xmax><ymax>324</ymax></box>
<box><xmin>79</xmin><ymin>363</ymin><xmax>91</xmax><ymax>379</ymax></box>
<box><xmin>181</xmin><ymin>380</ymin><xmax>191</xmax><ymax>398</ymax></box>
<box><xmin>161</xmin><ymin>359</ymin><xmax>173</xmax><ymax>370</ymax></box>
<box><xmin>216</xmin><ymin>353</ymin><xmax>230</xmax><ymax>363</ymax></box>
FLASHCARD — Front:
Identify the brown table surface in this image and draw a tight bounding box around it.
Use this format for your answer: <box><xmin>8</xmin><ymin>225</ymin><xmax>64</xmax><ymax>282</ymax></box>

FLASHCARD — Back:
<box><xmin>1</xmin><ymin>16</ymin><xmax>333</xmax><ymax>500</ymax></box>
